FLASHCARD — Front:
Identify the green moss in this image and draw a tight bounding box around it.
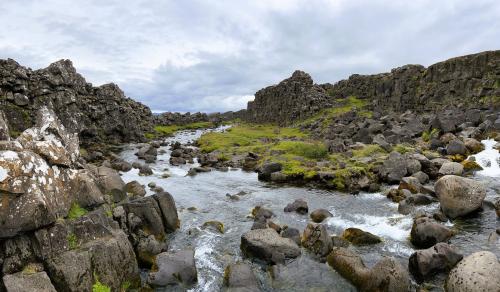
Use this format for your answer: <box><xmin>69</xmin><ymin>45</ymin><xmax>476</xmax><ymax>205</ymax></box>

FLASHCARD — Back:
<box><xmin>197</xmin><ymin>124</ymin><xmax>306</xmax><ymax>154</ymax></box>
<box><xmin>92</xmin><ymin>278</ymin><xmax>111</xmax><ymax>292</ymax></box>
<box><xmin>120</xmin><ymin>281</ymin><xmax>131</xmax><ymax>292</ymax></box>
<box><xmin>422</xmin><ymin>128</ymin><xmax>439</xmax><ymax>142</ymax></box>
<box><xmin>276</xmin><ymin>157</ymin><xmax>317</xmax><ymax>179</ymax></box>
<box><xmin>352</xmin><ymin>145</ymin><xmax>386</xmax><ymax>158</ymax></box>
<box><xmin>271</xmin><ymin>141</ymin><xmax>327</xmax><ymax>160</ymax></box>
<box><xmin>299</xmin><ymin>96</ymin><xmax>369</xmax><ymax>128</ymax></box>
<box><xmin>67</xmin><ymin>203</ymin><xmax>88</xmax><ymax>220</ymax></box>
<box><xmin>331</xmin><ymin>167</ymin><xmax>367</xmax><ymax>190</ymax></box>
<box><xmin>22</xmin><ymin>263</ymin><xmax>38</xmax><ymax>275</ymax></box>
<box><xmin>393</xmin><ymin>144</ymin><xmax>414</xmax><ymax>154</ymax></box>
<box><xmin>146</xmin><ymin>122</ymin><xmax>215</xmax><ymax>139</ymax></box>
<box><xmin>67</xmin><ymin>233</ymin><xmax>78</xmax><ymax>250</ymax></box>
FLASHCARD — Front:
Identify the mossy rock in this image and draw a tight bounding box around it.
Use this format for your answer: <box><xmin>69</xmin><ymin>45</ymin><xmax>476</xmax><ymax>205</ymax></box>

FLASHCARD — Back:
<box><xmin>342</xmin><ymin>228</ymin><xmax>382</xmax><ymax>245</ymax></box>
<box><xmin>461</xmin><ymin>160</ymin><xmax>483</xmax><ymax>171</ymax></box>
<box><xmin>448</xmin><ymin>154</ymin><xmax>466</xmax><ymax>162</ymax></box>
<box><xmin>201</xmin><ymin>221</ymin><xmax>224</xmax><ymax>234</ymax></box>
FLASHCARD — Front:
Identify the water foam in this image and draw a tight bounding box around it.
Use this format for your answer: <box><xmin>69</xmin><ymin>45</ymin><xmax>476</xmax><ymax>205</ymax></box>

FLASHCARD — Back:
<box><xmin>471</xmin><ymin>139</ymin><xmax>500</xmax><ymax>177</ymax></box>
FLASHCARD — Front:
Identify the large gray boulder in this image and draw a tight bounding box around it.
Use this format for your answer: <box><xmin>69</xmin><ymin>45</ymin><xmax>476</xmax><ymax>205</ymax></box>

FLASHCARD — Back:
<box><xmin>3</xmin><ymin>271</ymin><xmax>57</xmax><ymax>292</ymax></box>
<box><xmin>223</xmin><ymin>263</ymin><xmax>260</xmax><ymax>292</ymax></box>
<box><xmin>409</xmin><ymin>243</ymin><xmax>463</xmax><ymax>282</ymax></box>
<box><xmin>446</xmin><ymin>251</ymin><xmax>500</xmax><ymax>292</ymax></box>
<box><xmin>241</xmin><ymin>228</ymin><xmax>301</xmax><ymax>264</ymax></box>
<box><xmin>446</xmin><ymin>139</ymin><xmax>467</xmax><ymax>155</ymax></box>
<box><xmin>438</xmin><ymin>162</ymin><xmax>464</xmax><ymax>176</ymax></box>
<box><xmin>327</xmin><ymin>247</ymin><xmax>410</xmax><ymax>292</ymax></box>
<box><xmin>435</xmin><ymin>175</ymin><xmax>486</xmax><ymax>219</ymax></box>
<box><xmin>410</xmin><ymin>216</ymin><xmax>454</xmax><ymax>248</ymax></box>
<box><xmin>147</xmin><ymin>249</ymin><xmax>197</xmax><ymax>288</ymax></box>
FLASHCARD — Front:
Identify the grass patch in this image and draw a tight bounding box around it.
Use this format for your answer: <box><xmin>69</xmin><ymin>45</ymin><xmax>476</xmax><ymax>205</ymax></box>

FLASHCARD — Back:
<box><xmin>393</xmin><ymin>144</ymin><xmax>415</xmax><ymax>154</ymax></box>
<box><xmin>67</xmin><ymin>203</ymin><xmax>88</xmax><ymax>220</ymax></box>
<box><xmin>146</xmin><ymin>122</ymin><xmax>215</xmax><ymax>139</ymax></box>
<box><xmin>299</xmin><ymin>96</ymin><xmax>370</xmax><ymax>128</ymax></box>
<box><xmin>352</xmin><ymin>144</ymin><xmax>386</xmax><ymax>158</ymax></box>
<box><xmin>422</xmin><ymin>128</ymin><xmax>439</xmax><ymax>142</ymax></box>
<box><xmin>331</xmin><ymin>167</ymin><xmax>368</xmax><ymax>190</ymax></box>
<box><xmin>271</xmin><ymin>141</ymin><xmax>328</xmax><ymax>160</ymax></box>
<box><xmin>197</xmin><ymin>123</ymin><xmax>307</xmax><ymax>154</ymax></box>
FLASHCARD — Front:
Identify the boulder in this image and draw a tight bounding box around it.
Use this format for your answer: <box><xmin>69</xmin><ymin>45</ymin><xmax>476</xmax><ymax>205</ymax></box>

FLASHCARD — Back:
<box><xmin>223</xmin><ymin>263</ymin><xmax>260</xmax><ymax>292</ymax></box>
<box><xmin>446</xmin><ymin>139</ymin><xmax>467</xmax><ymax>155</ymax></box>
<box><xmin>438</xmin><ymin>162</ymin><xmax>464</xmax><ymax>176</ymax></box>
<box><xmin>398</xmin><ymin>176</ymin><xmax>422</xmax><ymax>194</ymax></box>
<box><xmin>327</xmin><ymin>247</ymin><xmax>410</xmax><ymax>291</ymax></box>
<box><xmin>280</xmin><ymin>227</ymin><xmax>301</xmax><ymax>246</ymax></box>
<box><xmin>409</xmin><ymin>242</ymin><xmax>463</xmax><ymax>282</ymax></box>
<box><xmin>381</xmin><ymin>151</ymin><xmax>408</xmax><ymax>183</ymax></box>
<box><xmin>464</xmin><ymin>138</ymin><xmax>484</xmax><ymax>153</ymax></box>
<box><xmin>411</xmin><ymin>171</ymin><xmax>429</xmax><ymax>184</ymax></box>
<box><xmin>310</xmin><ymin>209</ymin><xmax>333</xmax><ymax>223</ymax></box>
<box><xmin>147</xmin><ymin>249</ymin><xmax>197</xmax><ymax>288</ymax></box>
<box><xmin>257</xmin><ymin>162</ymin><xmax>282</xmax><ymax>180</ymax></box>
<box><xmin>301</xmin><ymin>223</ymin><xmax>333</xmax><ymax>261</ymax></box>
<box><xmin>410</xmin><ymin>216</ymin><xmax>453</xmax><ymax>248</ymax></box>
<box><xmin>446</xmin><ymin>251</ymin><xmax>500</xmax><ymax>292</ymax></box>
<box><xmin>124</xmin><ymin>180</ymin><xmax>146</xmax><ymax>198</ymax></box>
<box><xmin>241</xmin><ymin>228</ymin><xmax>301</xmax><ymax>264</ymax></box>
<box><xmin>435</xmin><ymin>175</ymin><xmax>486</xmax><ymax>219</ymax></box>
<box><xmin>342</xmin><ymin>228</ymin><xmax>381</xmax><ymax>245</ymax></box>
<box><xmin>252</xmin><ymin>206</ymin><xmax>274</xmax><ymax>220</ymax></box>
<box><xmin>3</xmin><ymin>271</ymin><xmax>57</xmax><ymax>292</ymax></box>
<box><xmin>283</xmin><ymin>199</ymin><xmax>308</xmax><ymax>214</ymax></box>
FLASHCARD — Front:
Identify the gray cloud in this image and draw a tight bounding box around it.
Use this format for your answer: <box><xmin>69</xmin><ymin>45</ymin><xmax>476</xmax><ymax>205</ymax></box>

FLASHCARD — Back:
<box><xmin>1</xmin><ymin>0</ymin><xmax>499</xmax><ymax>113</ymax></box>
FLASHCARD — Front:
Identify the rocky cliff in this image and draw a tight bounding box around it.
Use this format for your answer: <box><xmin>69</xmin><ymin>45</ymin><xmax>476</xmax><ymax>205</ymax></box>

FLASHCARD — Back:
<box><xmin>0</xmin><ymin>59</ymin><xmax>154</xmax><ymax>146</ymax></box>
<box><xmin>245</xmin><ymin>50</ymin><xmax>500</xmax><ymax>125</ymax></box>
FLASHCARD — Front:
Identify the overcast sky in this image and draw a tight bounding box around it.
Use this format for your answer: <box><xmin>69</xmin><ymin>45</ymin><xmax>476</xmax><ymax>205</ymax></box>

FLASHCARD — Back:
<box><xmin>1</xmin><ymin>0</ymin><xmax>499</xmax><ymax>113</ymax></box>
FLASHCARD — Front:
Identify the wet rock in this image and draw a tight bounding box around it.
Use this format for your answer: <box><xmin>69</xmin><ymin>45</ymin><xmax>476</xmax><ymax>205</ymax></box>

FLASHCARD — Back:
<box><xmin>280</xmin><ymin>227</ymin><xmax>301</xmax><ymax>246</ymax></box>
<box><xmin>138</xmin><ymin>164</ymin><xmax>153</xmax><ymax>176</ymax></box>
<box><xmin>410</xmin><ymin>216</ymin><xmax>453</xmax><ymax>248</ymax></box>
<box><xmin>398</xmin><ymin>194</ymin><xmax>435</xmax><ymax>215</ymax></box>
<box><xmin>257</xmin><ymin>162</ymin><xmax>282</xmax><ymax>181</ymax></box>
<box><xmin>331</xmin><ymin>236</ymin><xmax>350</xmax><ymax>248</ymax></box>
<box><xmin>386</xmin><ymin>188</ymin><xmax>407</xmax><ymax>203</ymax></box>
<box><xmin>252</xmin><ymin>206</ymin><xmax>274</xmax><ymax>220</ymax></box>
<box><xmin>495</xmin><ymin>199</ymin><xmax>500</xmax><ymax>218</ymax></box>
<box><xmin>445</xmin><ymin>251</ymin><xmax>500</xmax><ymax>292</ymax></box>
<box><xmin>464</xmin><ymin>137</ymin><xmax>484</xmax><ymax>153</ymax></box>
<box><xmin>147</xmin><ymin>249</ymin><xmax>198</xmax><ymax>288</ymax></box>
<box><xmin>125</xmin><ymin>180</ymin><xmax>146</xmax><ymax>198</ymax></box>
<box><xmin>136</xmin><ymin>235</ymin><xmax>166</xmax><ymax>267</ymax></box>
<box><xmin>327</xmin><ymin>247</ymin><xmax>410</xmax><ymax>291</ymax></box>
<box><xmin>169</xmin><ymin>156</ymin><xmax>186</xmax><ymax>166</ymax></box>
<box><xmin>301</xmin><ymin>223</ymin><xmax>333</xmax><ymax>261</ymax></box>
<box><xmin>435</xmin><ymin>175</ymin><xmax>486</xmax><ymax>219</ymax></box>
<box><xmin>202</xmin><ymin>221</ymin><xmax>224</xmax><ymax>234</ymax></box>
<box><xmin>3</xmin><ymin>271</ymin><xmax>57</xmax><ymax>292</ymax></box>
<box><xmin>96</xmin><ymin>166</ymin><xmax>125</xmax><ymax>194</ymax></box>
<box><xmin>110</xmin><ymin>159</ymin><xmax>132</xmax><ymax>172</ymax></box>
<box><xmin>241</xmin><ymin>228</ymin><xmax>301</xmax><ymax>264</ymax></box>
<box><xmin>446</xmin><ymin>139</ymin><xmax>467</xmax><ymax>155</ymax></box>
<box><xmin>438</xmin><ymin>162</ymin><xmax>464</xmax><ymax>176</ymax></box>
<box><xmin>408</xmin><ymin>242</ymin><xmax>463</xmax><ymax>282</ymax></box>
<box><xmin>399</xmin><ymin>176</ymin><xmax>422</xmax><ymax>194</ymax></box>
<box><xmin>380</xmin><ymin>151</ymin><xmax>408</xmax><ymax>183</ymax></box>
<box><xmin>284</xmin><ymin>199</ymin><xmax>308</xmax><ymax>214</ymax></box>
<box><xmin>310</xmin><ymin>209</ymin><xmax>333</xmax><ymax>223</ymax></box>
<box><xmin>342</xmin><ymin>228</ymin><xmax>382</xmax><ymax>245</ymax></box>
<box><xmin>460</xmin><ymin>159</ymin><xmax>483</xmax><ymax>172</ymax></box>
<box><xmin>267</xmin><ymin>220</ymin><xmax>282</xmax><ymax>233</ymax></box>
<box><xmin>270</xmin><ymin>171</ymin><xmax>288</xmax><ymax>182</ymax></box>
<box><xmin>223</xmin><ymin>263</ymin><xmax>260</xmax><ymax>292</ymax></box>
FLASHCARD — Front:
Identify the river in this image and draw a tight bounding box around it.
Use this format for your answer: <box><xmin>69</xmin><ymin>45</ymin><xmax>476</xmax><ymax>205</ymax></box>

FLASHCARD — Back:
<box><xmin>118</xmin><ymin>127</ymin><xmax>500</xmax><ymax>291</ymax></box>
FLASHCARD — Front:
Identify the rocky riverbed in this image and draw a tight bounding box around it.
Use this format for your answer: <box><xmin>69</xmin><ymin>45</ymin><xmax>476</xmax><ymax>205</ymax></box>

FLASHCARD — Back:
<box><xmin>116</xmin><ymin>127</ymin><xmax>500</xmax><ymax>291</ymax></box>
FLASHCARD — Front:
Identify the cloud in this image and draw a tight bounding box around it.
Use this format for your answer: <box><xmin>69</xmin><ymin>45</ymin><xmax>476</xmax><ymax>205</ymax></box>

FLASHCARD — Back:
<box><xmin>1</xmin><ymin>0</ymin><xmax>499</xmax><ymax>113</ymax></box>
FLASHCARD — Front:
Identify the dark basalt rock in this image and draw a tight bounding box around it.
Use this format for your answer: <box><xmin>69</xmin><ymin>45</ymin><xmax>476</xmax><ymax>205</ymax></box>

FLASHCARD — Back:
<box><xmin>0</xmin><ymin>59</ymin><xmax>154</xmax><ymax>146</ymax></box>
<box><xmin>410</xmin><ymin>216</ymin><xmax>454</xmax><ymax>248</ymax></box>
<box><xmin>284</xmin><ymin>199</ymin><xmax>308</xmax><ymax>214</ymax></box>
<box><xmin>408</xmin><ymin>242</ymin><xmax>463</xmax><ymax>282</ymax></box>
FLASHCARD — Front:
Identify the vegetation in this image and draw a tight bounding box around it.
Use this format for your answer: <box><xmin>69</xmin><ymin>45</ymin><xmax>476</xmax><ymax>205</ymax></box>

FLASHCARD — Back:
<box><xmin>22</xmin><ymin>263</ymin><xmax>39</xmax><ymax>275</ymax></box>
<box><xmin>120</xmin><ymin>281</ymin><xmax>131</xmax><ymax>292</ymax></box>
<box><xmin>299</xmin><ymin>96</ymin><xmax>371</xmax><ymax>128</ymax></box>
<box><xmin>145</xmin><ymin>122</ymin><xmax>215</xmax><ymax>139</ymax></box>
<box><xmin>421</xmin><ymin>128</ymin><xmax>439</xmax><ymax>142</ymax></box>
<box><xmin>271</xmin><ymin>141</ymin><xmax>328</xmax><ymax>160</ymax></box>
<box><xmin>67</xmin><ymin>203</ymin><xmax>88</xmax><ymax>220</ymax></box>
<box><xmin>92</xmin><ymin>276</ymin><xmax>111</xmax><ymax>292</ymax></box>
<box><xmin>67</xmin><ymin>233</ymin><xmax>79</xmax><ymax>250</ymax></box>
<box><xmin>393</xmin><ymin>144</ymin><xmax>415</xmax><ymax>154</ymax></box>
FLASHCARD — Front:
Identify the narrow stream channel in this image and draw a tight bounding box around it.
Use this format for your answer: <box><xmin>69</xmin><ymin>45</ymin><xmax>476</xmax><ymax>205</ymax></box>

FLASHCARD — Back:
<box><xmin>118</xmin><ymin>128</ymin><xmax>500</xmax><ymax>291</ymax></box>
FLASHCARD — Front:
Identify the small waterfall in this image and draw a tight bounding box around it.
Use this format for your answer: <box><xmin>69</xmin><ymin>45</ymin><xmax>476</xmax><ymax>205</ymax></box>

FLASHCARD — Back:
<box><xmin>471</xmin><ymin>139</ymin><xmax>500</xmax><ymax>177</ymax></box>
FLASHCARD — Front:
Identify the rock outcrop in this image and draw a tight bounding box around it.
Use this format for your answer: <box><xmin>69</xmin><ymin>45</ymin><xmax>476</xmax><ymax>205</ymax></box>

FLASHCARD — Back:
<box><xmin>0</xmin><ymin>59</ymin><xmax>154</xmax><ymax>145</ymax></box>
<box><xmin>244</xmin><ymin>50</ymin><xmax>500</xmax><ymax>126</ymax></box>
<box><xmin>0</xmin><ymin>108</ymin><xmax>179</xmax><ymax>291</ymax></box>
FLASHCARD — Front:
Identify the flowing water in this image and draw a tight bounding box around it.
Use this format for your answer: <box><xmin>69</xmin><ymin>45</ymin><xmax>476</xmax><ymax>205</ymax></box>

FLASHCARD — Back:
<box><xmin>119</xmin><ymin>128</ymin><xmax>500</xmax><ymax>291</ymax></box>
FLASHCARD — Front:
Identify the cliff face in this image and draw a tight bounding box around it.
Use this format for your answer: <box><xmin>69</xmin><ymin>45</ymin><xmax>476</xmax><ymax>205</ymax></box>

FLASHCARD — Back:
<box><xmin>0</xmin><ymin>59</ymin><xmax>154</xmax><ymax>145</ymax></box>
<box><xmin>245</xmin><ymin>50</ymin><xmax>500</xmax><ymax>124</ymax></box>
<box><xmin>246</xmin><ymin>70</ymin><xmax>332</xmax><ymax>124</ymax></box>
